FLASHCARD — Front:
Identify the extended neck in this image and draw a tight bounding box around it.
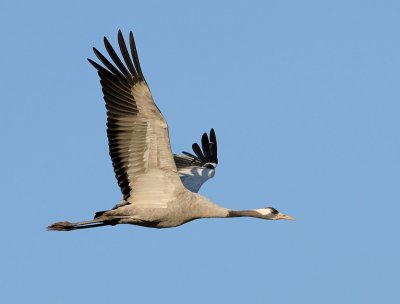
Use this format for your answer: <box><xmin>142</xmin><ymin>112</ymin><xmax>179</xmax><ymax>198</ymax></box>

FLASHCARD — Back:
<box><xmin>193</xmin><ymin>196</ymin><xmax>274</xmax><ymax>220</ymax></box>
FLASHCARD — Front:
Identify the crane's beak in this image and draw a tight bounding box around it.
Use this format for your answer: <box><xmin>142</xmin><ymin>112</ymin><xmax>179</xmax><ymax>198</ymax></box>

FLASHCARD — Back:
<box><xmin>277</xmin><ymin>213</ymin><xmax>295</xmax><ymax>221</ymax></box>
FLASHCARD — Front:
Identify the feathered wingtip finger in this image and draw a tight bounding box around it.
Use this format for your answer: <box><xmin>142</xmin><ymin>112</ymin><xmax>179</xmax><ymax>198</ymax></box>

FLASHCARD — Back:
<box><xmin>87</xmin><ymin>30</ymin><xmax>145</xmax><ymax>84</ymax></box>
<box><xmin>192</xmin><ymin>142</ymin><xmax>206</xmax><ymax>162</ymax></box>
<box><xmin>209</xmin><ymin>128</ymin><xmax>218</xmax><ymax>164</ymax></box>
<box><xmin>201</xmin><ymin>132</ymin><xmax>211</xmax><ymax>160</ymax></box>
<box><xmin>184</xmin><ymin>128</ymin><xmax>218</xmax><ymax>165</ymax></box>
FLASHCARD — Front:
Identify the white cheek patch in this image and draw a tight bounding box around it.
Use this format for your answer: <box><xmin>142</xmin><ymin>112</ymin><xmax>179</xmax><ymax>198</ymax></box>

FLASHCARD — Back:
<box><xmin>254</xmin><ymin>208</ymin><xmax>272</xmax><ymax>216</ymax></box>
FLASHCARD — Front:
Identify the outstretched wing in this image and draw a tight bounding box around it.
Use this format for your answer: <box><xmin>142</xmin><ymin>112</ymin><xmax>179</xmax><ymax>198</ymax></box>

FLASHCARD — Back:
<box><xmin>174</xmin><ymin>129</ymin><xmax>218</xmax><ymax>193</ymax></box>
<box><xmin>89</xmin><ymin>30</ymin><xmax>180</xmax><ymax>203</ymax></box>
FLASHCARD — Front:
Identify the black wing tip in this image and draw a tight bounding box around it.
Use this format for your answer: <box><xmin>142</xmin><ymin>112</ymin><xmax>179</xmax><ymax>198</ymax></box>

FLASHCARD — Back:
<box><xmin>117</xmin><ymin>30</ymin><xmax>124</xmax><ymax>42</ymax></box>
<box><xmin>208</xmin><ymin>128</ymin><xmax>218</xmax><ymax>164</ymax></box>
<box><xmin>178</xmin><ymin>129</ymin><xmax>218</xmax><ymax>167</ymax></box>
<box><xmin>192</xmin><ymin>143</ymin><xmax>206</xmax><ymax>161</ymax></box>
<box><xmin>209</xmin><ymin>128</ymin><xmax>216</xmax><ymax>140</ymax></box>
<box><xmin>128</xmin><ymin>31</ymin><xmax>144</xmax><ymax>80</ymax></box>
<box><xmin>201</xmin><ymin>132</ymin><xmax>211</xmax><ymax>160</ymax></box>
<box><xmin>189</xmin><ymin>128</ymin><xmax>219</xmax><ymax>164</ymax></box>
<box><xmin>89</xmin><ymin>30</ymin><xmax>144</xmax><ymax>82</ymax></box>
<box><xmin>92</xmin><ymin>46</ymin><xmax>100</xmax><ymax>54</ymax></box>
<box><xmin>87</xmin><ymin>57</ymin><xmax>103</xmax><ymax>71</ymax></box>
<box><xmin>210</xmin><ymin>128</ymin><xmax>216</xmax><ymax>140</ymax></box>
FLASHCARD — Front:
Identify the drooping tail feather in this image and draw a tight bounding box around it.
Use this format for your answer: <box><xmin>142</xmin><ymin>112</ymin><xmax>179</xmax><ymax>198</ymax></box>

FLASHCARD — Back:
<box><xmin>47</xmin><ymin>219</ymin><xmax>109</xmax><ymax>231</ymax></box>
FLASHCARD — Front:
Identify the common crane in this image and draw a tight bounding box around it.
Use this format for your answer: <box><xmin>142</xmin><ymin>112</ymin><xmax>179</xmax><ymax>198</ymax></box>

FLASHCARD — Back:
<box><xmin>48</xmin><ymin>30</ymin><xmax>294</xmax><ymax>231</ymax></box>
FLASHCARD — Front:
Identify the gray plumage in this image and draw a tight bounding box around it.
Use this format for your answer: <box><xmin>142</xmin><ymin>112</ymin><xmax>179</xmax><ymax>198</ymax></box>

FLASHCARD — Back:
<box><xmin>48</xmin><ymin>30</ymin><xmax>294</xmax><ymax>231</ymax></box>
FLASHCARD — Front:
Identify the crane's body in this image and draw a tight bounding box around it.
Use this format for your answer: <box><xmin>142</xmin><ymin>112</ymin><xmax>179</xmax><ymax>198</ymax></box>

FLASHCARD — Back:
<box><xmin>97</xmin><ymin>193</ymin><xmax>227</xmax><ymax>228</ymax></box>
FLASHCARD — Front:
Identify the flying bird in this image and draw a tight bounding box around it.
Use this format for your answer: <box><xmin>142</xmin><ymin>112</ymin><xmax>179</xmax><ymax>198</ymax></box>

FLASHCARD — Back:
<box><xmin>48</xmin><ymin>30</ymin><xmax>294</xmax><ymax>231</ymax></box>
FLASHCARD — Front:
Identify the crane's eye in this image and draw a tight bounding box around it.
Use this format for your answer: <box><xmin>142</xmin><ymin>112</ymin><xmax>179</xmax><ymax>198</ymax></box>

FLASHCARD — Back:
<box><xmin>205</xmin><ymin>163</ymin><xmax>215</xmax><ymax>169</ymax></box>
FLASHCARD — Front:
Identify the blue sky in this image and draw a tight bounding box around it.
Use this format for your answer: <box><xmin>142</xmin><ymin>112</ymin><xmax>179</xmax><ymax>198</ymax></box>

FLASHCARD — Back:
<box><xmin>1</xmin><ymin>0</ymin><xmax>399</xmax><ymax>303</ymax></box>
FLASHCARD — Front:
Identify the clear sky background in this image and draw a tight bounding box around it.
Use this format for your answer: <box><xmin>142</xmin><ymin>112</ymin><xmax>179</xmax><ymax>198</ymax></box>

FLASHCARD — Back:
<box><xmin>1</xmin><ymin>0</ymin><xmax>399</xmax><ymax>303</ymax></box>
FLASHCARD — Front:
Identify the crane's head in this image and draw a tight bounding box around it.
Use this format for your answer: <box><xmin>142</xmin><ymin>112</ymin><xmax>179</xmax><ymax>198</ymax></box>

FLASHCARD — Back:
<box><xmin>254</xmin><ymin>207</ymin><xmax>295</xmax><ymax>220</ymax></box>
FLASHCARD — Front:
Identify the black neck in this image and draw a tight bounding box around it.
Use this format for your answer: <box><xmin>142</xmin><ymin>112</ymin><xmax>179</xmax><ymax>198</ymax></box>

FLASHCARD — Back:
<box><xmin>228</xmin><ymin>210</ymin><xmax>261</xmax><ymax>218</ymax></box>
